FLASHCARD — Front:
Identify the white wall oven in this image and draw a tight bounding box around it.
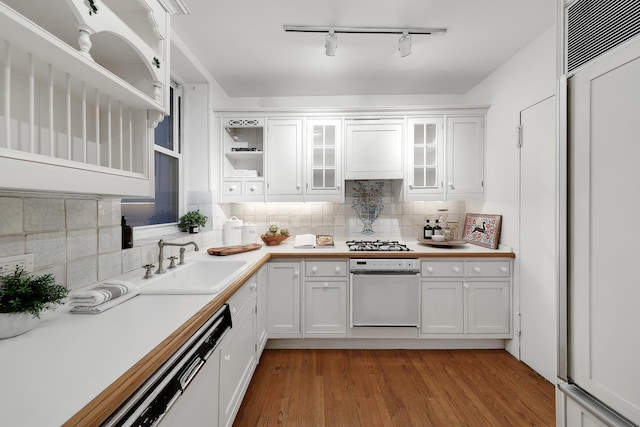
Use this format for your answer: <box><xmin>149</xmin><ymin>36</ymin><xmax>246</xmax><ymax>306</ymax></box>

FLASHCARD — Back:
<box><xmin>350</xmin><ymin>258</ymin><xmax>420</xmax><ymax>327</ymax></box>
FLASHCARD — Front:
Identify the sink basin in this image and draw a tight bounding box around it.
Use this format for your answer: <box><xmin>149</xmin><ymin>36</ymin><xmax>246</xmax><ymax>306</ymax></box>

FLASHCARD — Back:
<box><xmin>138</xmin><ymin>260</ymin><xmax>248</xmax><ymax>295</ymax></box>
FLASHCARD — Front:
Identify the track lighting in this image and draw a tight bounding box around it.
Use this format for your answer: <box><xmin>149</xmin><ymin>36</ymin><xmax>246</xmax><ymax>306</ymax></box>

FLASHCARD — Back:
<box><xmin>399</xmin><ymin>32</ymin><xmax>411</xmax><ymax>57</ymax></box>
<box><xmin>325</xmin><ymin>30</ymin><xmax>337</xmax><ymax>56</ymax></box>
<box><xmin>284</xmin><ymin>25</ymin><xmax>446</xmax><ymax>57</ymax></box>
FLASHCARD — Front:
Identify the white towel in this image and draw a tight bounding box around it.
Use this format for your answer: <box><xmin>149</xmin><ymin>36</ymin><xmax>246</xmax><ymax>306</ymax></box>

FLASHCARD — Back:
<box><xmin>69</xmin><ymin>280</ymin><xmax>136</xmax><ymax>307</ymax></box>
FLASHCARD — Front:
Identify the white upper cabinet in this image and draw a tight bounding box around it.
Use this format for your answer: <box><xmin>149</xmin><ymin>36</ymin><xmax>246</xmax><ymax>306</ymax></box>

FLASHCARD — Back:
<box><xmin>266</xmin><ymin>118</ymin><xmax>303</xmax><ymax>202</ymax></box>
<box><xmin>446</xmin><ymin>116</ymin><xmax>484</xmax><ymax>200</ymax></box>
<box><xmin>305</xmin><ymin>118</ymin><xmax>343</xmax><ymax>201</ymax></box>
<box><xmin>405</xmin><ymin>114</ymin><xmax>485</xmax><ymax>201</ymax></box>
<box><xmin>344</xmin><ymin>118</ymin><xmax>404</xmax><ymax>180</ymax></box>
<box><xmin>0</xmin><ymin>0</ymin><xmax>178</xmax><ymax>197</ymax></box>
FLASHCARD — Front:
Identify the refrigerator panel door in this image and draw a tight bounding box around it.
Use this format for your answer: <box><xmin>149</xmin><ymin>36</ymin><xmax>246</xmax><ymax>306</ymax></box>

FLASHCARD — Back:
<box><xmin>568</xmin><ymin>37</ymin><xmax>640</xmax><ymax>425</ymax></box>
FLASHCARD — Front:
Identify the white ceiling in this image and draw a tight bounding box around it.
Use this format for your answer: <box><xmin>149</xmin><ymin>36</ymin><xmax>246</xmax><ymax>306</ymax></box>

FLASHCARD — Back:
<box><xmin>171</xmin><ymin>0</ymin><xmax>556</xmax><ymax>98</ymax></box>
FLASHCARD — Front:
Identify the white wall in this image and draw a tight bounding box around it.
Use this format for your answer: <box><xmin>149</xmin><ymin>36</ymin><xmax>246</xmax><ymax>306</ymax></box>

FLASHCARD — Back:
<box><xmin>464</xmin><ymin>25</ymin><xmax>557</xmax><ymax>246</ymax></box>
<box><xmin>463</xmin><ymin>25</ymin><xmax>557</xmax><ymax>357</ymax></box>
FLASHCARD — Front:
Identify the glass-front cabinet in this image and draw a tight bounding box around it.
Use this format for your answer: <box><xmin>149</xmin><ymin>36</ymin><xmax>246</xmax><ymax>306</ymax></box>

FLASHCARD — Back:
<box><xmin>305</xmin><ymin>118</ymin><xmax>343</xmax><ymax>201</ymax></box>
<box><xmin>405</xmin><ymin>117</ymin><xmax>444</xmax><ymax>200</ymax></box>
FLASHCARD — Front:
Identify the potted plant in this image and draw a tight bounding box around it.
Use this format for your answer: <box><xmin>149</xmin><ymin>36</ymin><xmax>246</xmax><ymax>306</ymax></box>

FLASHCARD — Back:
<box><xmin>178</xmin><ymin>210</ymin><xmax>208</xmax><ymax>233</ymax></box>
<box><xmin>0</xmin><ymin>267</ymin><xmax>68</xmax><ymax>339</ymax></box>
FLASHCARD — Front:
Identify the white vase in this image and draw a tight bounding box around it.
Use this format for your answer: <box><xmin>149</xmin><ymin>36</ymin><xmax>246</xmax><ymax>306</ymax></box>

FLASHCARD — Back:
<box><xmin>0</xmin><ymin>313</ymin><xmax>39</xmax><ymax>339</ymax></box>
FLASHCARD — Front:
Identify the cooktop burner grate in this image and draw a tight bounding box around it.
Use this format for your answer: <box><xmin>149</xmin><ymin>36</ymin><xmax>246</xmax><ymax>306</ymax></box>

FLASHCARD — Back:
<box><xmin>346</xmin><ymin>240</ymin><xmax>412</xmax><ymax>252</ymax></box>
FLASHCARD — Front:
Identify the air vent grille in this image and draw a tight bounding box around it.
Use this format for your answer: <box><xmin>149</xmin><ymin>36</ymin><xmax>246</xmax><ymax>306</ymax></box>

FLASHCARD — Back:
<box><xmin>567</xmin><ymin>0</ymin><xmax>640</xmax><ymax>72</ymax></box>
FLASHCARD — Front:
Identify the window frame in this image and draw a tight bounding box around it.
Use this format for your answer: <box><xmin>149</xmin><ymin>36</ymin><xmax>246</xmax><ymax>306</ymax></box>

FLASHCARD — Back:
<box><xmin>122</xmin><ymin>80</ymin><xmax>184</xmax><ymax>241</ymax></box>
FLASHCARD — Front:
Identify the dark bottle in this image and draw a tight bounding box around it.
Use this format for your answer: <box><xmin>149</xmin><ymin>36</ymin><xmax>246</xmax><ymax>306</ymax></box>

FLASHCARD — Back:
<box><xmin>121</xmin><ymin>216</ymin><xmax>133</xmax><ymax>249</ymax></box>
<box><xmin>433</xmin><ymin>219</ymin><xmax>442</xmax><ymax>236</ymax></box>
<box><xmin>423</xmin><ymin>219</ymin><xmax>433</xmax><ymax>239</ymax></box>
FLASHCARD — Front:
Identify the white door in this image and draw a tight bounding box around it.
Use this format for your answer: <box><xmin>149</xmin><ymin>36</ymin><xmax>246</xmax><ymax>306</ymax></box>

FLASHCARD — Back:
<box><xmin>519</xmin><ymin>96</ymin><xmax>557</xmax><ymax>383</ymax></box>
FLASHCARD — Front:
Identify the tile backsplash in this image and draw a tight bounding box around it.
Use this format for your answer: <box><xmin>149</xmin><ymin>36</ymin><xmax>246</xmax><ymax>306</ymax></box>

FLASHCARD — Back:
<box><xmin>223</xmin><ymin>181</ymin><xmax>465</xmax><ymax>241</ymax></box>
<box><xmin>0</xmin><ymin>195</ymin><xmax>213</xmax><ymax>291</ymax></box>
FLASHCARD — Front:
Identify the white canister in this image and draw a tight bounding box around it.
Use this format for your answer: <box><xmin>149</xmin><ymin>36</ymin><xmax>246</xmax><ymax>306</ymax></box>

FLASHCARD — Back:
<box><xmin>224</xmin><ymin>216</ymin><xmax>243</xmax><ymax>246</ymax></box>
<box><xmin>242</xmin><ymin>222</ymin><xmax>257</xmax><ymax>245</ymax></box>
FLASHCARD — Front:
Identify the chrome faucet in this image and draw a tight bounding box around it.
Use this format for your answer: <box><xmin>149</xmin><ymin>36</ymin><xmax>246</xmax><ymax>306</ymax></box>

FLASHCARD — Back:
<box><xmin>156</xmin><ymin>239</ymin><xmax>199</xmax><ymax>274</ymax></box>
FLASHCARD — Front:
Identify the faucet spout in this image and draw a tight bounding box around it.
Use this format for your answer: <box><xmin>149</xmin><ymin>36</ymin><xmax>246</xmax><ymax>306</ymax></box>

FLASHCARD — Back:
<box><xmin>156</xmin><ymin>239</ymin><xmax>200</xmax><ymax>274</ymax></box>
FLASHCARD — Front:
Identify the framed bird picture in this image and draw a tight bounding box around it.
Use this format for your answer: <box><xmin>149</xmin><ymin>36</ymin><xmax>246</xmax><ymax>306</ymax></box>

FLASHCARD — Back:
<box><xmin>462</xmin><ymin>213</ymin><xmax>502</xmax><ymax>249</ymax></box>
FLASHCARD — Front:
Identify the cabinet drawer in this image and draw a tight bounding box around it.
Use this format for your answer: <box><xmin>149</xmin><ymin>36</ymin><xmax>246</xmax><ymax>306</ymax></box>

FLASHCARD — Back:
<box><xmin>305</xmin><ymin>260</ymin><xmax>347</xmax><ymax>277</ymax></box>
<box><xmin>227</xmin><ymin>278</ymin><xmax>256</xmax><ymax>319</ymax></box>
<box><xmin>466</xmin><ymin>261</ymin><xmax>510</xmax><ymax>277</ymax></box>
<box><xmin>244</xmin><ymin>180</ymin><xmax>264</xmax><ymax>195</ymax></box>
<box><xmin>421</xmin><ymin>261</ymin><xmax>464</xmax><ymax>277</ymax></box>
<box><xmin>223</xmin><ymin>180</ymin><xmax>242</xmax><ymax>195</ymax></box>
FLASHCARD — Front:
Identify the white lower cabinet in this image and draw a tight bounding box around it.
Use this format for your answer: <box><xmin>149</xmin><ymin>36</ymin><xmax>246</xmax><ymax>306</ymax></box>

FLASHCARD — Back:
<box><xmin>465</xmin><ymin>281</ymin><xmax>510</xmax><ymax>334</ymax></box>
<box><xmin>420</xmin><ymin>259</ymin><xmax>512</xmax><ymax>337</ymax></box>
<box><xmin>219</xmin><ymin>282</ymin><xmax>257</xmax><ymax>427</ymax></box>
<box><xmin>304</xmin><ymin>280</ymin><xmax>348</xmax><ymax>336</ymax></box>
<box><xmin>303</xmin><ymin>260</ymin><xmax>348</xmax><ymax>337</ymax></box>
<box><xmin>421</xmin><ymin>281</ymin><xmax>464</xmax><ymax>334</ymax></box>
<box><xmin>267</xmin><ymin>260</ymin><xmax>302</xmax><ymax>337</ymax></box>
<box><xmin>256</xmin><ymin>266</ymin><xmax>268</xmax><ymax>359</ymax></box>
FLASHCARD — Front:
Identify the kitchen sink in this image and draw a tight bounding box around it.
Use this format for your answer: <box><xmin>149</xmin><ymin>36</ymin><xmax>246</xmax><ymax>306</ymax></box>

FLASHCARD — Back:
<box><xmin>137</xmin><ymin>259</ymin><xmax>249</xmax><ymax>295</ymax></box>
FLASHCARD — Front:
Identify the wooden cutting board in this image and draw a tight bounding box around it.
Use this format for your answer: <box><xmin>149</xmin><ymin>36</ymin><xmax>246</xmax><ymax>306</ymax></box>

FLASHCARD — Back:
<box><xmin>207</xmin><ymin>243</ymin><xmax>262</xmax><ymax>256</ymax></box>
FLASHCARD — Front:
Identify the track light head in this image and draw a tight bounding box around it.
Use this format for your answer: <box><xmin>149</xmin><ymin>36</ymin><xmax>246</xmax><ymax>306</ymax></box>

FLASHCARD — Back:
<box><xmin>325</xmin><ymin>31</ymin><xmax>337</xmax><ymax>56</ymax></box>
<box><xmin>399</xmin><ymin>32</ymin><xmax>411</xmax><ymax>57</ymax></box>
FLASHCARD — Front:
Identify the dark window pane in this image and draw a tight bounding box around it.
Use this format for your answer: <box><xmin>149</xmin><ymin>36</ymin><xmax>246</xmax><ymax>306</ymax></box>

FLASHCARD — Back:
<box><xmin>121</xmin><ymin>152</ymin><xmax>179</xmax><ymax>226</ymax></box>
<box><xmin>154</xmin><ymin>87</ymin><xmax>173</xmax><ymax>150</ymax></box>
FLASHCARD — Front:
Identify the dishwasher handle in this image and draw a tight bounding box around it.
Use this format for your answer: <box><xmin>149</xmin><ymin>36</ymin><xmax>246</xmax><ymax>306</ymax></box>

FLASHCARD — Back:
<box><xmin>178</xmin><ymin>356</ymin><xmax>205</xmax><ymax>391</ymax></box>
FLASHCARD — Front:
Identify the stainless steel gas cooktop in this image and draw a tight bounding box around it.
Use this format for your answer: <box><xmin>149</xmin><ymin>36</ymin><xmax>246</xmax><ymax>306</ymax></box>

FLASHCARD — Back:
<box><xmin>345</xmin><ymin>240</ymin><xmax>412</xmax><ymax>252</ymax></box>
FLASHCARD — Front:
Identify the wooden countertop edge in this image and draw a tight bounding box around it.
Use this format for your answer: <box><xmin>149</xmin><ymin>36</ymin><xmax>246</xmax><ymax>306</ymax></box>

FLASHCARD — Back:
<box><xmin>64</xmin><ymin>249</ymin><xmax>513</xmax><ymax>425</ymax></box>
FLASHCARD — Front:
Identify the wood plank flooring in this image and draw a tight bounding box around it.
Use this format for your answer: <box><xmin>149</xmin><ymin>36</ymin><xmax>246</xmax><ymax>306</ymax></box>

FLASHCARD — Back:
<box><xmin>234</xmin><ymin>349</ymin><xmax>555</xmax><ymax>427</ymax></box>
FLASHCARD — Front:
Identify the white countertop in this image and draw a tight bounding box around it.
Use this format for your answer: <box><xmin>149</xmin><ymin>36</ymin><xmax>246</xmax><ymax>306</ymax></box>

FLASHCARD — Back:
<box><xmin>0</xmin><ymin>239</ymin><xmax>512</xmax><ymax>426</ymax></box>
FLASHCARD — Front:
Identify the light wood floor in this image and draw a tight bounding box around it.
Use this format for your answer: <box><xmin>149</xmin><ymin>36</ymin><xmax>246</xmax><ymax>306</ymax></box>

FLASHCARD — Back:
<box><xmin>234</xmin><ymin>349</ymin><xmax>555</xmax><ymax>427</ymax></box>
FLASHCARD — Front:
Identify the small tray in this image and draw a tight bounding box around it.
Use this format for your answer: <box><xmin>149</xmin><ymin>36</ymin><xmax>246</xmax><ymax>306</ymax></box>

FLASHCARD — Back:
<box><xmin>417</xmin><ymin>237</ymin><xmax>468</xmax><ymax>248</ymax></box>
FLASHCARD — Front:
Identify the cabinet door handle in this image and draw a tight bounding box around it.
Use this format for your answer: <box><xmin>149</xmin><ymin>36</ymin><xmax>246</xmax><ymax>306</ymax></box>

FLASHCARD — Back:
<box><xmin>426</xmin><ymin>266</ymin><xmax>434</xmax><ymax>273</ymax></box>
<box><xmin>500</xmin><ymin>266</ymin><xmax>508</xmax><ymax>273</ymax></box>
<box><xmin>224</xmin><ymin>354</ymin><xmax>231</xmax><ymax>362</ymax></box>
<box><xmin>463</xmin><ymin>283</ymin><xmax>469</xmax><ymax>289</ymax></box>
<box><xmin>448</xmin><ymin>182</ymin><xmax>455</xmax><ymax>190</ymax></box>
<box><xmin>251</xmin><ymin>281</ymin><xmax>257</xmax><ymax>290</ymax></box>
<box><xmin>335</xmin><ymin>266</ymin><xmax>341</xmax><ymax>273</ymax></box>
<box><xmin>249</xmin><ymin>186</ymin><xmax>256</xmax><ymax>192</ymax></box>
<box><xmin>453</xmin><ymin>267</ymin><xmax>461</xmax><ymax>273</ymax></box>
<box><xmin>231</xmin><ymin>307</ymin><xmax>237</xmax><ymax>316</ymax></box>
<box><xmin>324</xmin><ymin>282</ymin><xmax>329</xmax><ymax>287</ymax></box>
<box><xmin>337</xmin><ymin>184</ymin><xmax>341</xmax><ymax>190</ymax></box>
<box><xmin>473</xmin><ymin>267</ymin><xmax>481</xmax><ymax>273</ymax></box>
<box><xmin>294</xmin><ymin>271</ymin><xmax>299</xmax><ymax>278</ymax></box>
<box><xmin>229</xmin><ymin>185</ymin><xmax>237</xmax><ymax>192</ymax></box>
<box><xmin>311</xmin><ymin>266</ymin><xmax>318</xmax><ymax>274</ymax></box>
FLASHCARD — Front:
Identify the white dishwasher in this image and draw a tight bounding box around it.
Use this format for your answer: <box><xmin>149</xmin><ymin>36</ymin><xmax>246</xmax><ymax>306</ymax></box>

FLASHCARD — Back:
<box><xmin>104</xmin><ymin>304</ymin><xmax>231</xmax><ymax>427</ymax></box>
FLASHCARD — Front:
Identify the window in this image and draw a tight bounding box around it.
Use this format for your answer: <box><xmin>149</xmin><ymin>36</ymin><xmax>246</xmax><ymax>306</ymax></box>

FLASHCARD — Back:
<box><xmin>122</xmin><ymin>84</ymin><xmax>182</xmax><ymax>227</ymax></box>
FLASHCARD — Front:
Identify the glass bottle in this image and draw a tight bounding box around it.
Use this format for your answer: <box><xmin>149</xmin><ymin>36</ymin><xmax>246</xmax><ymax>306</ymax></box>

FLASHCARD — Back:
<box><xmin>423</xmin><ymin>219</ymin><xmax>433</xmax><ymax>239</ymax></box>
<box><xmin>433</xmin><ymin>219</ymin><xmax>442</xmax><ymax>235</ymax></box>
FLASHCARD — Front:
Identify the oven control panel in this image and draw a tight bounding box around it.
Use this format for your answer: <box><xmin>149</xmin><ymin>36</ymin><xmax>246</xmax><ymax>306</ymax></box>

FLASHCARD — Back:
<box><xmin>350</xmin><ymin>259</ymin><xmax>419</xmax><ymax>272</ymax></box>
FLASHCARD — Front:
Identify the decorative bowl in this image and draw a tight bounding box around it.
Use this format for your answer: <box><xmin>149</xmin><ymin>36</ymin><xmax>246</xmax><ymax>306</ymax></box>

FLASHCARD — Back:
<box><xmin>260</xmin><ymin>234</ymin><xmax>288</xmax><ymax>246</ymax></box>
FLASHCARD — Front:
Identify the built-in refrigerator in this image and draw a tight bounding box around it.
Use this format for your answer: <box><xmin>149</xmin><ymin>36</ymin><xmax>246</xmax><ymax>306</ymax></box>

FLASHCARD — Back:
<box><xmin>559</xmin><ymin>1</ymin><xmax>640</xmax><ymax>425</ymax></box>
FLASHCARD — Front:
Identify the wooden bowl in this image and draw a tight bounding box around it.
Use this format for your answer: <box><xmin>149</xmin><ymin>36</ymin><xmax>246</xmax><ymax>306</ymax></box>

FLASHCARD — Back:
<box><xmin>260</xmin><ymin>234</ymin><xmax>289</xmax><ymax>246</ymax></box>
